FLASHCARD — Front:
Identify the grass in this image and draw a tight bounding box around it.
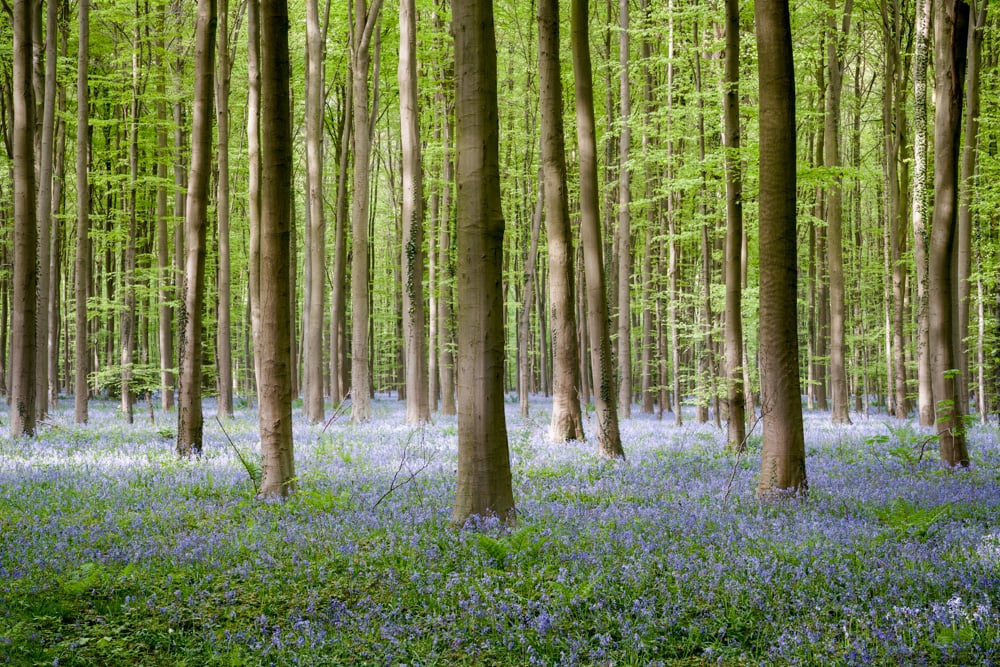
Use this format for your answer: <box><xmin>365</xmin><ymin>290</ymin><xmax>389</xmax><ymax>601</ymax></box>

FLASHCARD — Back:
<box><xmin>1</xmin><ymin>397</ymin><xmax>998</xmax><ymax>666</ymax></box>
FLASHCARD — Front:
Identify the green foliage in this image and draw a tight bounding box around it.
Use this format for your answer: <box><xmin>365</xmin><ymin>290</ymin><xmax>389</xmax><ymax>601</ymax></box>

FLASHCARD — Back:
<box><xmin>873</xmin><ymin>499</ymin><xmax>953</xmax><ymax>542</ymax></box>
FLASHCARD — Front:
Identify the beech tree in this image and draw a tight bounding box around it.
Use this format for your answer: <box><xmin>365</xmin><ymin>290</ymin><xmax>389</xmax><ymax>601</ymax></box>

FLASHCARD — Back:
<box><xmin>74</xmin><ymin>0</ymin><xmax>90</xmax><ymax>425</ymax></box>
<box><xmin>755</xmin><ymin>0</ymin><xmax>807</xmax><ymax>496</ymax></box>
<box><xmin>450</xmin><ymin>0</ymin><xmax>516</xmax><ymax>525</ymax></box>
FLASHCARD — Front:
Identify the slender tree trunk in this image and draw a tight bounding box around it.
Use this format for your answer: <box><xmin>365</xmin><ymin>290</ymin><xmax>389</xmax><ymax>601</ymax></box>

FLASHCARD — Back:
<box><xmin>304</xmin><ymin>0</ymin><xmax>326</xmax><ymax>422</ymax></box>
<box><xmin>755</xmin><ymin>0</ymin><xmax>807</xmax><ymax>496</ymax></box>
<box><xmin>350</xmin><ymin>0</ymin><xmax>383</xmax><ymax>422</ymax></box>
<box><xmin>74</xmin><ymin>0</ymin><xmax>90</xmax><ymax>425</ymax></box>
<box><xmin>11</xmin><ymin>0</ymin><xmax>38</xmax><ymax>437</ymax></box>
<box><xmin>930</xmin><ymin>0</ymin><xmax>970</xmax><ymax>466</ymax></box>
<box><xmin>121</xmin><ymin>10</ymin><xmax>141</xmax><ymax>424</ymax></box>
<box><xmin>257</xmin><ymin>0</ymin><xmax>296</xmax><ymax>497</ymax></box>
<box><xmin>176</xmin><ymin>0</ymin><xmax>217</xmax><ymax>457</ymax></box>
<box><xmin>35</xmin><ymin>0</ymin><xmax>59</xmax><ymax>421</ymax></box>
<box><xmin>216</xmin><ymin>0</ymin><xmax>234</xmax><ymax>417</ymax></box>
<box><xmin>49</xmin><ymin>61</ymin><xmax>66</xmax><ymax>410</ymax></box>
<box><xmin>248</xmin><ymin>0</ymin><xmax>262</xmax><ymax>400</ymax></box>
<box><xmin>518</xmin><ymin>174</ymin><xmax>543</xmax><ymax>418</ymax></box>
<box><xmin>616</xmin><ymin>0</ymin><xmax>632</xmax><ymax>419</ymax></box>
<box><xmin>438</xmin><ymin>85</ymin><xmax>456</xmax><ymax>416</ymax></box>
<box><xmin>913</xmin><ymin>0</ymin><xmax>935</xmax><ymax>426</ymax></box>
<box><xmin>399</xmin><ymin>0</ymin><xmax>428</xmax><ymax>423</ymax></box>
<box><xmin>639</xmin><ymin>0</ymin><xmax>655</xmax><ymax>416</ymax></box>
<box><xmin>957</xmin><ymin>0</ymin><xmax>987</xmax><ymax>416</ymax></box>
<box><xmin>539</xmin><ymin>0</ymin><xmax>585</xmax><ymax>442</ymax></box>
<box><xmin>572</xmin><ymin>0</ymin><xmax>623</xmax><ymax>458</ymax></box>
<box><xmin>156</xmin><ymin>46</ymin><xmax>175</xmax><ymax>412</ymax></box>
<box><xmin>723</xmin><ymin>0</ymin><xmax>746</xmax><ymax>450</ymax></box>
<box><xmin>826</xmin><ymin>0</ymin><xmax>853</xmax><ymax>424</ymax></box>
<box><xmin>450</xmin><ymin>0</ymin><xmax>516</xmax><ymax>525</ymax></box>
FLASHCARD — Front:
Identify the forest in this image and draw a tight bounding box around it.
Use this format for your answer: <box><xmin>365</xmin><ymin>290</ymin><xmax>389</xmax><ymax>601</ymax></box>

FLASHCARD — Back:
<box><xmin>1</xmin><ymin>0</ymin><xmax>1000</xmax><ymax>664</ymax></box>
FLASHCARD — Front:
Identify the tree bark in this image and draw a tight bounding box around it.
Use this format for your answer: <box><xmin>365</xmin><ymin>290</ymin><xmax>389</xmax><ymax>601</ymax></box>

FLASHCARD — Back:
<box><xmin>723</xmin><ymin>0</ymin><xmax>746</xmax><ymax>450</ymax></box>
<box><xmin>11</xmin><ymin>0</ymin><xmax>38</xmax><ymax>437</ymax></box>
<box><xmin>572</xmin><ymin>0</ymin><xmax>624</xmax><ymax>458</ymax></box>
<box><xmin>399</xmin><ymin>0</ymin><xmax>428</xmax><ymax>423</ymax></box>
<box><xmin>755</xmin><ymin>0</ymin><xmax>807</xmax><ymax>496</ymax></box>
<box><xmin>330</xmin><ymin>76</ymin><xmax>351</xmax><ymax>406</ymax></box>
<box><xmin>121</xmin><ymin>9</ymin><xmax>141</xmax><ymax>424</ymax></box>
<box><xmin>518</xmin><ymin>174</ymin><xmax>543</xmax><ymax>418</ymax></box>
<box><xmin>176</xmin><ymin>0</ymin><xmax>217</xmax><ymax>457</ymax></box>
<box><xmin>74</xmin><ymin>0</ymin><xmax>90</xmax><ymax>425</ymax></box>
<box><xmin>616</xmin><ymin>0</ymin><xmax>632</xmax><ymax>419</ymax></box>
<box><xmin>826</xmin><ymin>0</ymin><xmax>854</xmax><ymax>424</ymax></box>
<box><xmin>216</xmin><ymin>0</ymin><xmax>234</xmax><ymax>418</ymax></box>
<box><xmin>350</xmin><ymin>0</ymin><xmax>383</xmax><ymax>422</ymax></box>
<box><xmin>450</xmin><ymin>0</ymin><xmax>516</xmax><ymax>525</ymax></box>
<box><xmin>438</xmin><ymin>80</ymin><xmax>456</xmax><ymax>416</ymax></box>
<box><xmin>248</xmin><ymin>0</ymin><xmax>262</xmax><ymax>401</ymax></box>
<box><xmin>257</xmin><ymin>0</ymin><xmax>296</xmax><ymax>497</ymax></box>
<box><xmin>539</xmin><ymin>0</ymin><xmax>585</xmax><ymax>442</ymax></box>
<box><xmin>929</xmin><ymin>0</ymin><xmax>970</xmax><ymax>466</ymax></box>
<box><xmin>304</xmin><ymin>0</ymin><xmax>326</xmax><ymax>423</ymax></box>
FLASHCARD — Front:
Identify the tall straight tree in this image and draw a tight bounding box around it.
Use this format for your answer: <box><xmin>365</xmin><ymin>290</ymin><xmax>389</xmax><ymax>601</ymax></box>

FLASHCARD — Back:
<box><xmin>571</xmin><ymin>0</ymin><xmax>624</xmax><ymax>458</ymax></box>
<box><xmin>304</xmin><ymin>0</ymin><xmax>326</xmax><ymax>423</ymax></box>
<box><xmin>176</xmin><ymin>0</ymin><xmax>217</xmax><ymax>457</ymax></box>
<box><xmin>11</xmin><ymin>0</ymin><xmax>38</xmax><ymax>437</ymax></box>
<box><xmin>248</xmin><ymin>0</ymin><xmax>263</xmax><ymax>395</ymax></box>
<box><xmin>929</xmin><ymin>0</ymin><xmax>970</xmax><ymax>466</ymax></box>
<box><xmin>539</xmin><ymin>0</ymin><xmax>585</xmax><ymax>442</ymax></box>
<box><xmin>912</xmin><ymin>0</ymin><xmax>934</xmax><ymax>425</ymax></box>
<box><xmin>399</xmin><ymin>0</ymin><xmax>429</xmax><ymax>423</ymax></box>
<box><xmin>616</xmin><ymin>0</ymin><xmax>633</xmax><ymax>419</ymax></box>
<box><xmin>826</xmin><ymin>0</ymin><xmax>854</xmax><ymax>424</ymax></box>
<box><xmin>256</xmin><ymin>0</ymin><xmax>296</xmax><ymax>497</ymax></box>
<box><xmin>350</xmin><ymin>0</ymin><xmax>383</xmax><ymax>422</ymax></box>
<box><xmin>723</xmin><ymin>0</ymin><xmax>746</xmax><ymax>450</ymax></box>
<box><xmin>755</xmin><ymin>0</ymin><xmax>807</xmax><ymax>496</ymax></box>
<box><xmin>75</xmin><ymin>0</ymin><xmax>90</xmax><ymax>425</ymax></box>
<box><xmin>450</xmin><ymin>0</ymin><xmax>516</xmax><ymax>525</ymax></box>
<box><xmin>121</xmin><ymin>6</ymin><xmax>142</xmax><ymax>424</ymax></box>
<box><xmin>437</xmin><ymin>79</ymin><xmax>457</xmax><ymax>416</ymax></box>
<box><xmin>156</xmin><ymin>29</ymin><xmax>175</xmax><ymax>412</ymax></box>
<box><xmin>216</xmin><ymin>0</ymin><xmax>234</xmax><ymax>418</ymax></box>
<box><xmin>35</xmin><ymin>0</ymin><xmax>59</xmax><ymax>422</ymax></box>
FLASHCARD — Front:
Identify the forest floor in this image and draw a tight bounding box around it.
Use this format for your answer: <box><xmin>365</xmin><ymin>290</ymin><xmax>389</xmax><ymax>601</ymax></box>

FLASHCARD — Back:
<box><xmin>1</xmin><ymin>395</ymin><xmax>998</xmax><ymax>666</ymax></box>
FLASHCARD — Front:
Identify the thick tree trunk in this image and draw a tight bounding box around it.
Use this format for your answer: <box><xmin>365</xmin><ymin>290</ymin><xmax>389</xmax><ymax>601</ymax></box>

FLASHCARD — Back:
<box><xmin>929</xmin><ymin>0</ymin><xmax>970</xmax><ymax>466</ymax></box>
<box><xmin>11</xmin><ymin>0</ymin><xmax>38</xmax><ymax>437</ymax></box>
<box><xmin>176</xmin><ymin>0</ymin><xmax>217</xmax><ymax>457</ymax></box>
<box><xmin>571</xmin><ymin>0</ymin><xmax>623</xmax><ymax>458</ymax></box>
<box><xmin>74</xmin><ymin>0</ymin><xmax>90</xmax><ymax>425</ymax></box>
<box><xmin>723</xmin><ymin>0</ymin><xmax>746</xmax><ymax>450</ymax></box>
<box><xmin>826</xmin><ymin>0</ymin><xmax>854</xmax><ymax>424</ymax></box>
<box><xmin>350</xmin><ymin>0</ymin><xmax>383</xmax><ymax>422</ymax></box>
<box><xmin>450</xmin><ymin>0</ymin><xmax>516</xmax><ymax>525</ymax></box>
<box><xmin>304</xmin><ymin>0</ymin><xmax>326</xmax><ymax>423</ymax></box>
<box><xmin>539</xmin><ymin>0</ymin><xmax>585</xmax><ymax>442</ymax></box>
<box><xmin>755</xmin><ymin>0</ymin><xmax>807</xmax><ymax>496</ymax></box>
<box><xmin>257</xmin><ymin>0</ymin><xmax>296</xmax><ymax>497</ymax></box>
<box><xmin>399</xmin><ymin>0</ymin><xmax>428</xmax><ymax>423</ymax></box>
<box><xmin>216</xmin><ymin>0</ymin><xmax>234</xmax><ymax>418</ymax></box>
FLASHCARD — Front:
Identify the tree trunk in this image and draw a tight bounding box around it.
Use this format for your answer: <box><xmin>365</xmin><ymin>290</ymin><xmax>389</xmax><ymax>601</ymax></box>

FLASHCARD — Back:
<box><xmin>48</xmin><ymin>56</ymin><xmax>66</xmax><ymax>410</ymax></box>
<box><xmin>304</xmin><ymin>0</ymin><xmax>326</xmax><ymax>423</ymax></box>
<box><xmin>826</xmin><ymin>0</ymin><xmax>854</xmax><ymax>424</ymax></box>
<box><xmin>518</xmin><ymin>174</ymin><xmax>543</xmax><ymax>418</ymax></box>
<box><xmin>755</xmin><ymin>0</ymin><xmax>807</xmax><ymax>496</ymax></box>
<box><xmin>216</xmin><ymin>0</ymin><xmax>234</xmax><ymax>418</ymax></box>
<box><xmin>121</xmin><ymin>10</ymin><xmax>141</xmax><ymax>425</ymax></box>
<box><xmin>616</xmin><ymin>0</ymin><xmax>632</xmax><ymax>420</ymax></box>
<box><xmin>156</xmin><ymin>44</ymin><xmax>175</xmax><ymax>412</ymax></box>
<box><xmin>956</xmin><ymin>0</ymin><xmax>987</xmax><ymax>417</ymax></box>
<box><xmin>331</xmin><ymin>77</ymin><xmax>351</xmax><ymax>406</ymax></box>
<box><xmin>176</xmin><ymin>0</ymin><xmax>217</xmax><ymax>457</ymax></box>
<box><xmin>450</xmin><ymin>0</ymin><xmax>516</xmax><ymax>525</ymax></box>
<box><xmin>929</xmin><ymin>0</ymin><xmax>970</xmax><ymax>466</ymax></box>
<box><xmin>35</xmin><ymin>0</ymin><xmax>58</xmax><ymax>422</ymax></box>
<box><xmin>539</xmin><ymin>0</ymin><xmax>585</xmax><ymax>442</ymax></box>
<box><xmin>912</xmin><ymin>0</ymin><xmax>935</xmax><ymax>426</ymax></box>
<box><xmin>571</xmin><ymin>0</ymin><xmax>623</xmax><ymax>458</ymax></box>
<box><xmin>11</xmin><ymin>0</ymin><xmax>38</xmax><ymax>437</ymax></box>
<box><xmin>399</xmin><ymin>0</ymin><xmax>428</xmax><ymax>423</ymax></box>
<box><xmin>723</xmin><ymin>0</ymin><xmax>746</xmax><ymax>450</ymax></box>
<box><xmin>257</xmin><ymin>0</ymin><xmax>296</xmax><ymax>497</ymax></box>
<box><xmin>248</xmin><ymin>0</ymin><xmax>262</xmax><ymax>401</ymax></box>
<box><xmin>438</xmin><ymin>86</ymin><xmax>456</xmax><ymax>416</ymax></box>
<box><xmin>350</xmin><ymin>0</ymin><xmax>383</xmax><ymax>422</ymax></box>
<box><xmin>74</xmin><ymin>0</ymin><xmax>90</xmax><ymax>425</ymax></box>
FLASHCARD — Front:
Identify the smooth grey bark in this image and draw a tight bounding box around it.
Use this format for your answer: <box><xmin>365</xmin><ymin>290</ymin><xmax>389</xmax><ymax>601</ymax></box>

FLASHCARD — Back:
<box><xmin>755</xmin><ymin>0</ymin><xmax>807</xmax><ymax>496</ymax></box>
<box><xmin>518</xmin><ymin>174</ymin><xmax>543</xmax><ymax>419</ymax></box>
<box><xmin>216</xmin><ymin>0</ymin><xmax>234</xmax><ymax>418</ymax></box>
<box><xmin>616</xmin><ymin>0</ymin><xmax>632</xmax><ymax>419</ymax></box>
<box><xmin>450</xmin><ymin>0</ymin><xmax>516</xmax><ymax>525</ymax></box>
<box><xmin>74</xmin><ymin>0</ymin><xmax>90</xmax><ymax>425</ymax></box>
